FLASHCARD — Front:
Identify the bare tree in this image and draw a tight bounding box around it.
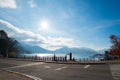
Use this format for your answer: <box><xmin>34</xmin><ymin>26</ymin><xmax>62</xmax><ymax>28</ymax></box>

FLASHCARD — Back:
<box><xmin>110</xmin><ymin>34</ymin><xmax>120</xmax><ymax>58</ymax></box>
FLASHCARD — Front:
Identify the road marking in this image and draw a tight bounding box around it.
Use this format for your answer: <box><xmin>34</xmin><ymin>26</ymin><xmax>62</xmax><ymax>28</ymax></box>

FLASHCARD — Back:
<box><xmin>116</xmin><ymin>73</ymin><xmax>120</xmax><ymax>75</ymax></box>
<box><xmin>55</xmin><ymin>66</ymin><xmax>67</xmax><ymax>71</ymax></box>
<box><xmin>114</xmin><ymin>75</ymin><xmax>120</xmax><ymax>77</ymax></box>
<box><xmin>62</xmin><ymin>66</ymin><xmax>67</xmax><ymax>69</ymax></box>
<box><xmin>4</xmin><ymin>69</ymin><xmax>42</xmax><ymax>80</ymax></box>
<box><xmin>4</xmin><ymin>62</ymin><xmax>44</xmax><ymax>69</ymax></box>
<box><xmin>45</xmin><ymin>66</ymin><xmax>51</xmax><ymax>68</ymax></box>
<box><xmin>84</xmin><ymin>65</ymin><xmax>90</xmax><ymax>69</ymax></box>
<box><xmin>109</xmin><ymin>65</ymin><xmax>120</xmax><ymax>80</ymax></box>
<box><xmin>55</xmin><ymin>68</ymin><xmax>62</xmax><ymax>70</ymax></box>
<box><xmin>59</xmin><ymin>64</ymin><xmax>62</xmax><ymax>65</ymax></box>
<box><xmin>113</xmin><ymin>77</ymin><xmax>120</xmax><ymax>80</ymax></box>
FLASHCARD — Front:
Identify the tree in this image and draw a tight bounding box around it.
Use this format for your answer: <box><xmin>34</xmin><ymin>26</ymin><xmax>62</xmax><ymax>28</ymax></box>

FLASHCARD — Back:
<box><xmin>0</xmin><ymin>30</ymin><xmax>8</xmax><ymax>39</ymax></box>
<box><xmin>0</xmin><ymin>30</ymin><xmax>18</xmax><ymax>58</ymax></box>
<box><xmin>0</xmin><ymin>30</ymin><xmax>9</xmax><ymax>57</ymax></box>
<box><xmin>7</xmin><ymin>38</ymin><xmax>18</xmax><ymax>58</ymax></box>
<box><xmin>104</xmin><ymin>51</ymin><xmax>113</xmax><ymax>60</ymax></box>
<box><xmin>110</xmin><ymin>34</ymin><xmax>120</xmax><ymax>58</ymax></box>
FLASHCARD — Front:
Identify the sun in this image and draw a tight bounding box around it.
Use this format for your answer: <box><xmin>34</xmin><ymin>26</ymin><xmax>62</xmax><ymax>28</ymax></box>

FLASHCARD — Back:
<box><xmin>40</xmin><ymin>20</ymin><xmax>49</xmax><ymax>30</ymax></box>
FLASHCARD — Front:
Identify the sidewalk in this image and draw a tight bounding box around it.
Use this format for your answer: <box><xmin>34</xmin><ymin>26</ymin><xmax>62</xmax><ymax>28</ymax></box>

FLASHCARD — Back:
<box><xmin>109</xmin><ymin>64</ymin><xmax>120</xmax><ymax>80</ymax></box>
<box><xmin>0</xmin><ymin>69</ymin><xmax>33</xmax><ymax>80</ymax></box>
<box><xmin>108</xmin><ymin>61</ymin><xmax>120</xmax><ymax>80</ymax></box>
<box><xmin>45</xmin><ymin>60</ymin><xmax>106</xmax><ymax>65</ymax></box>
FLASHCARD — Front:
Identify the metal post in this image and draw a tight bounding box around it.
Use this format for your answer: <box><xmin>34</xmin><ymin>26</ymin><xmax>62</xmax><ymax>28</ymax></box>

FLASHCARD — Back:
<box><xmin>70</xmin><ymin>52</ymin><xmax>72</xmax><ymax>61</ymax></box>
<box><xmin>53</xmin><ymin>54</ymin><xmax>56</xmax><ymax>61</ymax></box>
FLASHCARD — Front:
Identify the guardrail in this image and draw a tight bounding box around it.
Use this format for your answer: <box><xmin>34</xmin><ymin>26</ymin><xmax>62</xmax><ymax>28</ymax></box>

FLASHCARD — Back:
<box><xmin>20</xmin><ymin>55</ymin><xmax>67</xmax><ymax>61</ymax></box>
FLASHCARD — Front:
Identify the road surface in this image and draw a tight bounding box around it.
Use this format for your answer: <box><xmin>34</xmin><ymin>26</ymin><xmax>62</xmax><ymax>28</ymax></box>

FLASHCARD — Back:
<box><xmin>0</xmin><ymin>59</ymin><xmax>113</xmax><ymax>80</ymax></box>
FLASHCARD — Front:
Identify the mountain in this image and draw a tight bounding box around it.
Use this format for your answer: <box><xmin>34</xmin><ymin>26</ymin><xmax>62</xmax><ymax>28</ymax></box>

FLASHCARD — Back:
<box><xmin>97</xmin><ymin>49</ymin><xmax>109</xmax><ymax>54</ymax></box>
<box><xmin>18</xmin><ymin>43</ymin><xmax>50</xmax><ymax>53</ymax></box>
<box><xmin>53</xmin><ymin>47</ymin><xmax>99</xmax><ymax>58</ymax></box>
<box><xmin>17</xmin><ymin>43</ymin><xmax>101</xmax><ymax>59</ymax></box>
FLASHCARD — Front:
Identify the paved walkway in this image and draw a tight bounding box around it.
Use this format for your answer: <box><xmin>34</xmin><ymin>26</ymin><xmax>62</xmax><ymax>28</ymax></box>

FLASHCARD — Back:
<box><xmin>109</xmin><ymin>64</ymin><xmax>120</xmax><ymax>80</ymax></box>
<box><xmin>0</xmin><ymin>69</ymin><xmax>33</xmax><ymax>80</ymax></box>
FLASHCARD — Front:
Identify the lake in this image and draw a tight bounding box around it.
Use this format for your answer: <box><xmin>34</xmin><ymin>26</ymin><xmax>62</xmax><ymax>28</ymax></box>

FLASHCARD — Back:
<box><xmin>19</xmin><ymin>53</ymin><xmax>96</xmax><ymax>60</ymax></box>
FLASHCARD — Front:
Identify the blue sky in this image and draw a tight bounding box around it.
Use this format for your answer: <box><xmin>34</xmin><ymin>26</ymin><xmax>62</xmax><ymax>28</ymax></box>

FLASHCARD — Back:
<box><xmin>0</xmin><ymin>0</ymin><xmax>120</xmax><ymax>50</ymax></box>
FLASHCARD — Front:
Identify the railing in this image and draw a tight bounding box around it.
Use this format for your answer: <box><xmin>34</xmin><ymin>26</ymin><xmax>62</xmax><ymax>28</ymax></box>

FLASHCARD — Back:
<box><xmin>20</xmin><ymin>55</ymin><xmax>67</xmax><ymax>61</ymax></box>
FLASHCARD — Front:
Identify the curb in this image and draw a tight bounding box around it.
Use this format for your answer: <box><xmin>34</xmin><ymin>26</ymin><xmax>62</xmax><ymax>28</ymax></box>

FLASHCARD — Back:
<box><xmin>45</xmin><ymin>61</ymin><xmax>106</xmax><ymax>65</ymax></box>
<box><xmin>2</xmin><ymin>69</ymin><xmax>42</xmax><ymax>80</ymax></box>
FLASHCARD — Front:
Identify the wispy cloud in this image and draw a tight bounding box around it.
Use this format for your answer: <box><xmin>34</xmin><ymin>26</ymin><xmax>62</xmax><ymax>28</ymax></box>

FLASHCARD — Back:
<box><xmin>28</xmin><ymin>0</ymin><xmax>37</xmax><ymax>8</ymax></box>
<box><xmin>0</xmin><ymin>0</ymin><xmax>17</xmax><ymax>8</ymax></box>
<box><xmin>0</xmin><ymin>19</ymin><xmax>77</xmax><ymax>50</ymax></box>
<box><xmin>86</xmin><ymin>19</ymin><xmax>120</xmax><ymax>32</ymax></box>
<box><xmin>93</xmin><ymin>20</ymin><xmax>120</xmax><ymax>30</ymax></box>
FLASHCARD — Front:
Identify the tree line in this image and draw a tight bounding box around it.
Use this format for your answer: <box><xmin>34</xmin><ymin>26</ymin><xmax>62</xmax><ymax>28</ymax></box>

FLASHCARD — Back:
<box><xmin>0</xmin><ymin>30</ymin><xmax>18</xmax><ymax>58</ymax></box>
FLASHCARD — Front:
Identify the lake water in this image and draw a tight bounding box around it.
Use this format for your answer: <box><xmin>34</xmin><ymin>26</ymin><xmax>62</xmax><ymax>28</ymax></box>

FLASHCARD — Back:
<box><xmin>19</xmin><ymin>53</ymin><xmax>95</xmax><ymax>60</ymax></box>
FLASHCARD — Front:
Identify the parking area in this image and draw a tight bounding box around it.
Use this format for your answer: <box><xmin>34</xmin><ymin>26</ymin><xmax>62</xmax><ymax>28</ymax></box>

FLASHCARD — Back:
<box><xmin>0</xmin><ymin>59</ymin><xmax>113</xmax><ymax>80</ymax></box>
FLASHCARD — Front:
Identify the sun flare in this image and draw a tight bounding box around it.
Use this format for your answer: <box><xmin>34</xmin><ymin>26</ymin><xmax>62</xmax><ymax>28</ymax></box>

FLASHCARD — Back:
<box><xmin>40</xmin><ymin>20</ymin><xmax>49</xmax><ymax>30</ymax></box>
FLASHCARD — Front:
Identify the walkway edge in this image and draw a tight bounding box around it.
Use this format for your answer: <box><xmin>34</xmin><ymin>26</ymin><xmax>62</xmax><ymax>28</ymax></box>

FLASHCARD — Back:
<box><xmin>45</xmin><ymin>61</ymin><xmax>106</xmax><ymax>65</ymax></box>
<box><xmin>2</xmin><ymin>69</ymin><xmax>42</xmax><ymax>80</ymax></box>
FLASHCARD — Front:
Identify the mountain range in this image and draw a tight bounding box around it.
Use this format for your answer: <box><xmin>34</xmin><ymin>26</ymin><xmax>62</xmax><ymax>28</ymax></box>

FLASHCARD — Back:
<box><xmin>18</xmin><ymin>43</ymin><xmax>106</xmax><ymax>58</ymax></box>
<box><xmin>19</xmin><ymin>43</ymin><xmax>50</xmax><ymax>53</ymax></box>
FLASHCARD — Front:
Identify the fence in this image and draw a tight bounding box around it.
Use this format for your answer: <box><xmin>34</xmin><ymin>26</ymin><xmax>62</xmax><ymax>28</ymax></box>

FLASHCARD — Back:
<box><xmin>20</xmin><ymin>54</ymin><xmax>67</xmax><ymax>61</ymax></box>
<box><xmin>19</xmin><ymin>53</ymin><xmax>103</xmax><ymax>62</ymax></box>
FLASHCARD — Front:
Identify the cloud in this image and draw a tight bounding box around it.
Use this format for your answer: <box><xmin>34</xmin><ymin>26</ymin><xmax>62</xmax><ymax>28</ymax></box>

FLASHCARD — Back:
<box><xmin>93</xmin><ymin>20</ymin><xmax>120</xmax><ymax>30</ymax></box>
<box><xmin>86</xmin><ymin>19</ymin><xmax>120</xmax><ymax>33</ymax></box>
<box><xmin>0</xmin><ymin>19</ymin><xmax>76</xmax><ymax>50</ymax></box>
<box><xmin>59</xmin><ymin>8</ymin><xmax>75</xmax><ymax>19</ymax></box>
<box><xmin>0</xmin><ymin>0</ymin><xmax>17</xmax><ymax>8</ymax></box>
<box><xmin>41</xmin><ymin>37</ymin><xmax>77</xmax><ymax>50</ymax></box>
<box><xmin>28</xmin><ymin>0</ymin><xmax>37</xmax><ymax>8</ymax></box>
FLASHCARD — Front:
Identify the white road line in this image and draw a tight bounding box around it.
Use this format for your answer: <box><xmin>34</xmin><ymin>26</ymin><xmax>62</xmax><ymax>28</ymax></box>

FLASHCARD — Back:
<box><xmin>116</xmin><ymin>73</ymin><xmax>120</xmax><ymax>75</ymax></box>
<box><xmin>55</xmin><ymin>66</ymin><xmax>67</xmax><ymax>71</ymax></box>
<box><xmin>59</xmin><ymin>64</ymin><xmax>62</xmax><ymax>65</ymax></box>
<box><xmin>84</xmin><ymin>65</ymin><xmax>91</xmax><ymax>69</ymax></box>
<box><xmin>113</xmin><ymin>77</ymin><xmax>120</xmax><ymax>80</ymax></box>
<box><xmin>114</xmin><ymin>75</ymin><xmax>120</xmax><ymax>77</ymax></box>
<box><xmin>4</xmin><ymin>62</ymin><xmax>44</xmax><ymax>69</ymax></box>
<box><xmin>109</xmin><ymin>65</ymin><xmax>120</xmax><ymax>80</ymax></box>
<box><xmin>45</xmin><ymin>66</ymin><xmax>51</xmax><ymax>68</ymax></box>
<box><xmin>62</xmin><ymin>66</ymin><xmax>67</xmax><ymax>69</ymax></box>
<box><xmin>113</xmin><ymin>72</ymin><xmax>120</xmax><ymax>76</ymax></box>
<box><xmin>55</xmin><ymin>68</ymin><xmax>62</xmax><ymax>70</ymax></box>
<box><xmin>5</xmin><ymin>69</ymin><xmax>42</xmax><ymax>80</ymax></box>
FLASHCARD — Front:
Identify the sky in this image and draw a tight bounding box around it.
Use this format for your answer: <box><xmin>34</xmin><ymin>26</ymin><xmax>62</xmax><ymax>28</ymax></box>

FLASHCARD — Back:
<box><xmin>0</xmin><ymin>0</ymin><xmax>120</xmax><ymax>51</ymax></box>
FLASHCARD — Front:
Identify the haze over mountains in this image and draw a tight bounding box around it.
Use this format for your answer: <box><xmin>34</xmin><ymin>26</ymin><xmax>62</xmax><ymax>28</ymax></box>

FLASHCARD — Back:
<box><xmin>18</xmin><ymin>43</ymin><xmax>106</xmax><ymax>58</ymax></box>
<box><xmin>19</xmin><ymin>43</ymin><xmax>50</xmax><ymax>53</ymax></box>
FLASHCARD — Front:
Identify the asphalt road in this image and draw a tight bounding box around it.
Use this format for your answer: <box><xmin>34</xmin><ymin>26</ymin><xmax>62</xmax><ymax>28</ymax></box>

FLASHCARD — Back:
<box><xmin>0</xmin><ymin>59</ymin><xmax>113</xmax><ymax>80</ymax></box>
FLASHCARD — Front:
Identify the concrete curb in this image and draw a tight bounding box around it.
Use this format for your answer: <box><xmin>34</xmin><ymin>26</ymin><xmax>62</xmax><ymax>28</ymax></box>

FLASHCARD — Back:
<box><xmin>2</xmin><ymin>58</ymin><xmax>107</xmax><ymax>65</ymax></box>
<box><xmin>2</xmin><ymin>69</ymin><xmax>42</xmax><ymax>80</ymax></box>
<box><xmin>45</xmin><ymin>61</ymin><xmax>106</xmax><ymax>65</ymax></box>
<box><xmin>106</xmin><ymin>61</ymin><xmax>120</xmax><ymax>64</ymax></box>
